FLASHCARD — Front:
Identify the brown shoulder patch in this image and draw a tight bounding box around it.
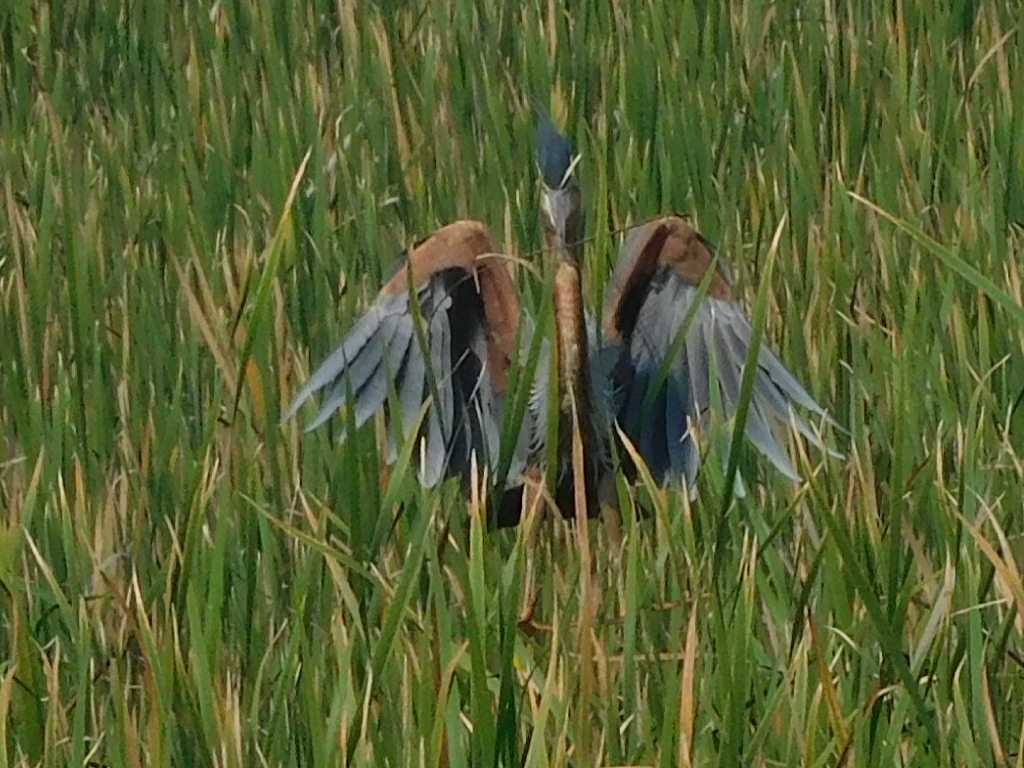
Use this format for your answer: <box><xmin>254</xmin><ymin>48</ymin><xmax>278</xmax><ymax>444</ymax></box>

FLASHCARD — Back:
<box><xmin>380</xmin><ymin>220</ymin><xmax>521</xmax><ymax>393</ymax></box>
<box><xmin>380</xmin><ymin>220</ymin><xmax>498</xmax><ymax>294</ymax></box>
<box><xmin>604</xmin><ymin>216</ymin><xmax>734</xmax><ymax>343</ymax></box>
<box><xmin>474</xmin><ymin>254</ymin><xmax>522</xmax><ymax>393</ymax></box>
<box><xmin>653</xmin><ymin>216</ymin><xmax>733</xmax><ymax>301</ymax></box>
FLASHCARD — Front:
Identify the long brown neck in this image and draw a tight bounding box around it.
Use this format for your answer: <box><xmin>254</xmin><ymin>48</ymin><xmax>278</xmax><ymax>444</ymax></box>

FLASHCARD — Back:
<box><xmin>552</xmin><ymin>260</ymin><xmax>599</xmax><ymax>518</ymax></box>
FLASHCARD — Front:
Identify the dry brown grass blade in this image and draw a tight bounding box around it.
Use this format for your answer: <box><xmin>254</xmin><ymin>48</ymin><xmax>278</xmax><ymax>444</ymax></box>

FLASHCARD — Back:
<box><xmin>570</xmin><ymin>393</ymin><xmax>597</xmax><ymax>760</ymax></box>
<box><xmin>677</xmin><ymin>600</ymin><xmax>699</xmax><ymax>768</ymax></box>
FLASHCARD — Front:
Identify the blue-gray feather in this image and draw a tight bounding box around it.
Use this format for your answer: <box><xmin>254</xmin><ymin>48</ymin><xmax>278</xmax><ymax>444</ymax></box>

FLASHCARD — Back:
<box><xmin>285</xmin><ymin>259</ymin><xmax>538</xmax><ymax>499</ymax></box>
<box><xmin>609</xmin><ymin>252</ymin><xmax>838</xmax><ymax>491</ymax></box>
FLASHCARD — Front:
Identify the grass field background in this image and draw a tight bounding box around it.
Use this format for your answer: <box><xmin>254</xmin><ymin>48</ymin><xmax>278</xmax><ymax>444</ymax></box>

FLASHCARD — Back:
<box><xmin>2</xmin><ymin>1</ymin><xmax>1023</xmax><ymax>766</ymax></box>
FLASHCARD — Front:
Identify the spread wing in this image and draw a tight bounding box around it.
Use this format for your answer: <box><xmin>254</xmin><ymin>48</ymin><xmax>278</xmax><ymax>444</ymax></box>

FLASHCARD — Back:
<box><xmin>603</xmin><ymin>215</ymin><xmax>836</xmax><ymax>487</ymax></box>
<box><xmin>284</xmin><ymin>220</ymin><xmax>532</xmax><ymax>489</ymax></box>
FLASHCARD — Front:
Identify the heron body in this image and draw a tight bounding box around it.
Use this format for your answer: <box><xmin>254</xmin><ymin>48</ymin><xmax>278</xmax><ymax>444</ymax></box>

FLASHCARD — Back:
<box><xmin>285</xmin><ymin>117</ymin><xmax>836</xmax><ymax>526</ymax></box>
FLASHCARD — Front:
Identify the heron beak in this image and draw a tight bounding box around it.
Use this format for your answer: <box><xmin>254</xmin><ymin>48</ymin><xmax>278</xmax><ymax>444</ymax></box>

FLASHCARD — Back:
<box><xmin>541</xmin><ymin>179</ymin><xmax>583</xmax><ymax>264</ymax></box>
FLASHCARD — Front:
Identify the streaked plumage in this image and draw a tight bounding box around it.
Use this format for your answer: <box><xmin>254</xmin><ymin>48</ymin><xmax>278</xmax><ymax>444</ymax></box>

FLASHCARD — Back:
<box><xmin>285</xmin><ymin>118</ymin><xmax>837</xmax><ymax>526</ymax></box>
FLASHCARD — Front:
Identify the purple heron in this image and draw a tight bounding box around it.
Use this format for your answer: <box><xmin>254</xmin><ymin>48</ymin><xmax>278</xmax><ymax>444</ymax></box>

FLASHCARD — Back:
<box><xmin>284</xmin><ymin>116</ymin><xmax>836</xmax><ymax>527</ymax></box>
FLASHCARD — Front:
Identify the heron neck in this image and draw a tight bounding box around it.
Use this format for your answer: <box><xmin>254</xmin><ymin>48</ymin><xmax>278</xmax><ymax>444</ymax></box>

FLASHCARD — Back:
<box><xmin>553</xmin><ymin>261</ymin><xmax>591</xmax><ymax>409</ymax></box>
<box><xmin>552</xmin><ymin>260</ymin><xmax>600</xmax><ymax>516</ymax></box>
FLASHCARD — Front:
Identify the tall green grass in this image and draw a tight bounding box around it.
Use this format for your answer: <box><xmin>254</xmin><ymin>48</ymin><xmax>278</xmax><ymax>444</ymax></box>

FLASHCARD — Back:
<box><xmin>2</xmin><ymin>1</ymin><xmax>1022</xmax><ymax>765</ymax></box>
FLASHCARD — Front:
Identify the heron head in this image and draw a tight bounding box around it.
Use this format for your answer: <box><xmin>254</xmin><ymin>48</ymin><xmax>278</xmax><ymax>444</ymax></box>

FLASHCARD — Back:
<box><xmin>536</xmin><ymin>115</ymin><xmax>583</xmax><ymax>264</ymax></box>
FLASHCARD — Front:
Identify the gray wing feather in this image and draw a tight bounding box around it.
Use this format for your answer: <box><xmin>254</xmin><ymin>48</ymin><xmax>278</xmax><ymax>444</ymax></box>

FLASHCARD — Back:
<box><xmin>386</xmin><ymin>332</ymin><xmax>427</xmax><ymax>463</ymax></box>
<box><xmin>686</xmin><ymin>312</ymin><xmax>712</xmax><ymax>423</ymax></box>
<box><xmin>630</xmin><ymin>309</ymin><xmax>669</xmax><ymax>475</ymax></box>
<box><xmin>657</xmin><ymin>279</ymin><xmax>695</xmax><ymax>479</ymax></box>
<box><xmin>421</xmin><ymin>296</ymin><xmax>453</xmax><ymax>486</ymax></box>
<box><xmin>718</xmin><ymin>321</ymin><xmax>837</xmax><ymax>455</ymax></box>
<box><xmin>283</xmin><ymin>294</ymin><xmax>406</xmax><ymax>423</ymax></box>
<box><xmin>727</xmin><ymin>317</ymin><xmax>834</xmax><ymax>421</ymax></box>
<box><xmin>712</xmin><ymin>315</ymin><xmax>802</xmax><ymax>480</ymax></box>
<box><xmin>286</xmin><ymin>228</ymin><xmax>539</xmax><ymax>512</ymax></box>
<box><xmin>664</xmin><ymin>370</ymin><xmax>689</xmax><ymax>479</ymax></box>
<box><xmin>709</xmin><ymin>310</ymin><xmax>741</xmax><ymax>412</ymax></box>
<box><xmin>614</xmin><ymin>270</ymin><xmax>836</xmax><ymax>487</ymax></box>
<box><xmin>350</xmin><ymin>311</ymin><xmax>412</xmax><ymax>429</ymax></box>
<box><xmin>617</xmin><ymin>277</ymin><xmax>701</xmax><ymax>482</ymax></box>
